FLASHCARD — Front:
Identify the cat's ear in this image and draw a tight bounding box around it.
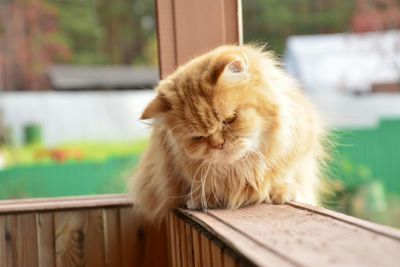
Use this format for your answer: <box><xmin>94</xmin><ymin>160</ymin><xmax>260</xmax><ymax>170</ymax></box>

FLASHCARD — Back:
<box><xmin>213</xmin><ymin>54</ymin><xmax>249</xmax><ymax>83</ymax></box>
<box><xmin>226</xmin><ymin>56</ymin><xmax>248</xmax><ymax>75</ymax></box>
<box><xmin>140</xmin><ymin>93</ymin><xmax>171</xmax><ymax>120</ymax></box>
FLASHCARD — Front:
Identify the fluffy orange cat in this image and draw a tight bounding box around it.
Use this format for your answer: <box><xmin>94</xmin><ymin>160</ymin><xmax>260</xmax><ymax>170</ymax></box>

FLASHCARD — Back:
<box><xmin>129</xmin><ymin>45</ymin><xmax>326</xmax><ymax>220</ymax></box>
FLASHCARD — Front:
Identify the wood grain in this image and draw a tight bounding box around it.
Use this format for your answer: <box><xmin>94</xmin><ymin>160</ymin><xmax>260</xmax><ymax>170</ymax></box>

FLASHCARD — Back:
<box><xmin>155</xmin><ymin>0</ymin><xmax>242</xmax><ymax>78</ymax></box>
<box><xmin>103</xmin><ymin>208</ymin><xmax>121</xmax><ymax>267</ymax></box>
<box><xmin>179</xmin><ymin>203</ymin><xmax>400</xmax><ymax>267</ymax></box>
<box><xmin>5</xmin><ymin>215</ymin><xmax>17</xmax><ymax>267</ymax></box>
<box><xmin>37</xmin><ymin>213</ymin><xmax>55</xmax><ymax>267</ymax></box>
<box><xmin>191</xmin><ymin>225</ymin><xmax>202</xmax><ymax>267</ymax></box>
<box><xmin>17</xmin><ymin>213</ymin><xmax>40</xmax><ymax>266</ymax></box>
<box><xmin>0</xmin><ymin>216</ymin><xmax>7</xmax><ymax>267</ymax></box>
<box><xmin>210</xmin><ymin>241</ymin><xmax>223</xmax><ymax>267</ymax></box>
<box><xmin>182</xmin><ymin>209</ymin><xmax>294</xmax><ymax>267</ymax></box>
<box><xmin>179</xmin><ymin>218</ymin><xmax>188</xmax><ymax>267</ymax></box>
<box><xmin>200</xmin><ymin>233</ymin><xmax>212</xmax><ymax>267</ymax></box>
<box><xmin>0</xmin><ymin>195</ymin><xmax>168</xmax><ymax>267</ymax></box>
<box><xmin>0</xmin><ymin>194</ymin><xmax>130</xmax><ymax>214</ymax></box>
<box><xmin>184</xmin><ymin>221</ymin><xmax>194</xmax><ymax>267</ymax></box>
<box><xmin>222</xmin><ymin>249</ymin><xmax>238</xmax><ymax>267</ymax></box>
<box><xmin>288</xmin><ymin>201</ymin><xmax>400</xmax><ymax>240</ymax></box>
<box><xmin>168</xmin><ymin>214</ymin><xmax>177</xmax><ymax>267</ymax></box>
<box><xmin>119</xmin><ymin>207</ymin><xmax>139</xmax><ymax>267</ymax></box>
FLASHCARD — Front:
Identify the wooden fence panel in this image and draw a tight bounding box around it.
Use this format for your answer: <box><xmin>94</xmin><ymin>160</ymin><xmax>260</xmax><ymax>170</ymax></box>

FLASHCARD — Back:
<box><xmin>0</xmin><ymin>194</ymin><xmax>168</xmax><ymax>267</ymax></box>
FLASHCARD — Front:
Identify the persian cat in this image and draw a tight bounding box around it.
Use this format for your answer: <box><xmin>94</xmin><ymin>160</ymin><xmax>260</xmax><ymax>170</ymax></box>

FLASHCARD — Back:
<box><xmin>129</xmin><ymin>45</ymin><xmax>326</xmax><ymax>220</ymax></box>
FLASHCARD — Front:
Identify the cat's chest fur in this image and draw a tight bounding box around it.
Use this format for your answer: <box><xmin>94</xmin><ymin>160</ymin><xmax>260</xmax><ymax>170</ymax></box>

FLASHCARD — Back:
<box><xmin>175</xmin><ymin>152</ymin><xmax>271</xmax><ymax>209</ymax></box>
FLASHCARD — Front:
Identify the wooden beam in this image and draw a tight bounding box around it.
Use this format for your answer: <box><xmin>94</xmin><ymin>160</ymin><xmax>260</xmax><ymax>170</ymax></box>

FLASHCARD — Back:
<box><xmin>155</xmin><ymin>0</ymin><xmax>242</xmax><ymax>78</ymax></box>
<box><xmin>172</xmin><ymin>203</ymin><xmax>400</xmax><ymax>267</ymax></box>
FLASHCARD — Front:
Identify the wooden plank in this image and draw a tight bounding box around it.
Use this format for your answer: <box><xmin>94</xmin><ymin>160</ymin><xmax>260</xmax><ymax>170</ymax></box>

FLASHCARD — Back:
<box><xmin>179</xmin><ymin>218</ymin><xmax>188</xmax><ymax>267</ymax></box>
<box><xmin>143</xmin><ymin>221</ymin><xmax>169</xmax><ymax>267</ymax></box>
<box><xmin>224</xmin><ymin>0</ymin><xmax>242</xmax><ymax>44</ymax></box>
<box><xmin>103</xmin><ymin>208</ymin><xmax>121</xmax><ymax>267</ymax></box>
<box><xmin>222</xmin><ymin>249</ymin><xmax>239</xmax><ymax>267</ymax></box>
<box><xmin>210</xmin><ymin>241</ymin><xmax>223</xmax><ymax>267</ymax></box>
<box><xmin>168</xmin><ymin>213</ymin><xmax>177</xmax><ymax>267</ymax></box>
<box><xmin>155</xmin><ymin>0</ymin><xmax>242</xmax><ymax>78</ymax></box>
<box><xmin>55</xmin><ymin>210</ymin><xmax>105</xmax><ymax>267</ymax></box>
<box><xmin>85</xmin><ymin>209</ymin><xmax>106</xmax><ymax>267</ymax></box>
<box><xmin>55</xmin><ymin>210</ymin><xmax>87</xmax><ymax>266</ymax></box>
<box><xmin>173</xmin><ymin>213</ymin><xmax>182</xmax><ymax>267</ymax></box>
<box><xmin>37</xmin><ymin>213</ymin><xmax>55</xmax><ymax>267</ymax></box>
<box><xmin>0</xmin><ymin>194</ymin><xmax>130</xmax><ymax>214</ymax></box>
<box><xmin>0</xmin><ymin>216</ymin><xmax>7</xmax><ymax>267</ymax></box>
<box><xmin>200</xmin><ymin>233</ymin><xmax>212</xmax><ymax>267</ymax></box>
<box><xmin>4</xmin><ymin>215</ymin><xmax>16</xmax><ymax>267</ymax></box>
<box><xmin>11</xmin><ymin>213</ymin><xmax>40</xmax><ymax>267</ymax></box>
<box><xmin>182</xmin><ymin>203</ymin><xmax>400</xmax><ymax>267</ymax></box>
<box><xmin>185</xmin><ymin>222</ymin><xmax>194</xmax><ymax>267</ymax></box>
<box><xmin>288</xmin><ymin>201</ymin><xmax>400</xmax><ymax>240</ymax></box>
<box><xmin>155</xmin><ymin>0</ymin><xmax>177</xmax><ymax>78</ymax></box>
<box><xmin>119</xmin><ymin>207</ymin><xmax>138</xmax><ymax>267</ymax></box>
<box><xmin>182</xmin><ymin>209</ymin><xmax>294</xmax><ymax>267</ymax></box>
<box><xmin>192</xmin><ymin>226</ymin><xmax>202</xmax><ymax>267</ymax></box>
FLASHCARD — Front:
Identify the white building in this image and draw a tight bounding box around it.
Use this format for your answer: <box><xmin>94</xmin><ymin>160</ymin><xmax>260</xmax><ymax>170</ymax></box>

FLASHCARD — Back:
<box><xmin>285</xmin><ymin>30</ymin><xmax>400</xmax><ymax>129</ymax></box>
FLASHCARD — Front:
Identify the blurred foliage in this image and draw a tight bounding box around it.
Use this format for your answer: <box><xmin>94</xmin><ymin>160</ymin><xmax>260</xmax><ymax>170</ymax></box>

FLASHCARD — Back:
<box><xmin>243</xmin><ymin>0</ymin><xmax>355</xmax><ymax>55</ymax></box>
<box><xmin>3</xmin><ymin>140</ymin><xmax>148</xmax><ymax>167</ymax></box>
<box><xmin>47</xmin><ymin>0</ymin><xmax>156</xmax><ymax>65</ymax></box>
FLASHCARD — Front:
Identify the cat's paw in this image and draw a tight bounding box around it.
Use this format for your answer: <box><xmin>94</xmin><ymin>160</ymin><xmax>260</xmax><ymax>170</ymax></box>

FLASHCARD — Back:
<box><xmin>186</xmin><ymin>199</ymin><xmax>201</xmax><ymax>210</ymax></box>
<box><xmin>269</xmin><ymin>184</ymin><xmax>295</xmax><ymax>204</ymax></box>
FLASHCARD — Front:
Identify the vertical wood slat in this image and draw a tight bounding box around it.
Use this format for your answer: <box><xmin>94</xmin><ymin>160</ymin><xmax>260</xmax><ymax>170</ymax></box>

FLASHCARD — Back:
<box><xmin>185</xmin><ymin>222</ymin><xmax>194</xmax><ymax>267</ymax></box>
<box><xmin>156</xmin><ymin>0</ymin><xmax>242</xmax><ymax>78</ymax></box>
<box><xmin>37</xmin><ymin>213</ymin><xmax>55</xmax><ymax>267</ymax></box>
<box><xmin>173</xmin><ymin>213</ymin><xmax>182</xmax><ymax>267</ymax></box>
<box><xmin>191</xmin><ymin>224</ymin><xmax>202</xmax><ymax>267</ymax></box>
<box><xmin>168</xmin><ymin>213</ymin><xmax>241</xmax><ymax>267</ymax></box>
<box><xmin>5</xmin><ymin>215</ymin><xmax>17</xmax><ymax>267</ymax></box>
<box><xmin>103</xmin><ymin>208</ymin><xmax>121</xmax><ymax>267</ymax></box>
<box><xmin>168</xmin><ymin>214</ymin><xmax>177</xmax><ymax>267</ymax></box>
<box><xmin>223</xmin><ymin>250</ymin><xmax>239</xmax><ymax>267</ymax></box>
<box><xmin>119</xmin><ymin>207</ymin><xmax>140</xmax><ymax>267</ymax></box>
<box><xmin>211</xmin><ymin>241</ymin><xmax>223</xmax><ymax>267</ymax></box>
<box><xmin>200</xmin><ymin>233</ymin><xmax>212</xmax><ymax>267</ymax></box>
<box><xmin>179</xmin><ymin>218</ymin><xmax>188</xmax><ymax>267</ymax></box>
<box><xmin>54</xmin><ymin>210</ymin><xmax>106</xmax><ymax>267</ymax></box>
<box><xmin>0</xmin><ymin>216</ymin><xmax>6</xmax><ymax>267</ymax></box>
<box><xmin>14</xmin><ymin>213</ymin><xmax>39</xmax><ymax>267</ymax></box>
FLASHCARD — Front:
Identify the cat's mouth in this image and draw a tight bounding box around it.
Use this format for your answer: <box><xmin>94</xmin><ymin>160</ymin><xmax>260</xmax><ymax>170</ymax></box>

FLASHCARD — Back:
<box><xmin>204</xmin><ymin>147</ymin><xmax>248</xmax><ymax>164</ymax></box>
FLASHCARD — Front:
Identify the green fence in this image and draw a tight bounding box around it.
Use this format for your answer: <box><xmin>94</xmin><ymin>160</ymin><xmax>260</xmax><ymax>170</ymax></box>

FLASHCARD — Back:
<box><xmin>0</xmin><ymin>156</ymin><xmax>139</xmax><ymax>199</ymax></box>
<box><xmin>0</xmin><ymin>119</ymin><xmax>399</xmax><ymax>201</ymax></box>
<box><xmin>332</xmin><ymin>119</ymin><xmax>400</xmax><ymax>195</ymax></box>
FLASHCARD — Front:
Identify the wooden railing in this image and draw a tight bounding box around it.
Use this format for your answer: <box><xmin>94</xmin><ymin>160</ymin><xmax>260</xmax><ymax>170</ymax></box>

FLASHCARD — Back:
<box><xmin>0</xmin><ymin>195</ymin><xmax>167</xmax><ymax>267</ymax></box>
<box><xmin>1</xmin><ymin>194</ymin><xmax>399</xmax><ymax>266</ymax></box>
<box><xmin>169</xmin><ymin>202</ymin><xmax>400</xmax><ymax>267</ymax></box>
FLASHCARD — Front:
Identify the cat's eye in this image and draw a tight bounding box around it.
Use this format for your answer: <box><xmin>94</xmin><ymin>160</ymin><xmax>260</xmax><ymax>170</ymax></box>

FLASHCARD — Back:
<box><xmin>191</xmin><ymin>135</ymin><xmax>205</xmax><ymax>141</ymax></box>
<box><xmin>223</xmin><ymin>114</ymin><xmax>237</xmax><ymax>124</ymax></box>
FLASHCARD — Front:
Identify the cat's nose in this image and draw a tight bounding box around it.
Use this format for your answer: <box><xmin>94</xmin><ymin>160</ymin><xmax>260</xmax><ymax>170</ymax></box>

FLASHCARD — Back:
<box><xmin>208</xmin><ymin>133</ymin><xmax>224</xmax><ymax>149</ymax></box>
<box><xmin>211</xmin><ymin>142</ymin><xmax>224</xmax><ymax>149</ymax></box>
<box><xmin>208</xmin><ymin>136</ymin><xmax>225</xmax><ymax>149</ymax></box>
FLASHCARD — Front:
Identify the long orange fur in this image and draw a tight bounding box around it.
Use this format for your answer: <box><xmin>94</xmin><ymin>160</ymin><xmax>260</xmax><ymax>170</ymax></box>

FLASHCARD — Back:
<box><xmin>129</xmin><ymin>45</ymin><xmax>326</xmax><ymax>220</ymax></box>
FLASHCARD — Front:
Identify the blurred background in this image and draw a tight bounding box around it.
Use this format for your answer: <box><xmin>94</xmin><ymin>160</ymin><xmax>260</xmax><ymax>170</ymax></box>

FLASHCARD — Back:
<box><xmin>0</xmin><ymin>0</ymin><xmax>399</xmax><ymax>228</ymax></box>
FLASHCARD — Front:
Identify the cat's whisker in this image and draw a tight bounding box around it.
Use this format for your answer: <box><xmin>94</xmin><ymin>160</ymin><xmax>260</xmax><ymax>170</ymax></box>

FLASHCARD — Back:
<box><xmin>200</xmin><ymin>162</ymin><xmax>212</xmax><ymax>211</ymax></box>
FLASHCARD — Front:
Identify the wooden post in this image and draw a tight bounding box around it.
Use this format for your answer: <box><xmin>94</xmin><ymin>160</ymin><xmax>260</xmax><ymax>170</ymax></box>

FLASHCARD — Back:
<box><xmin>155</xmin><ymin>0</ymin><xmax>243</xmax><ymax>78</ymax></box>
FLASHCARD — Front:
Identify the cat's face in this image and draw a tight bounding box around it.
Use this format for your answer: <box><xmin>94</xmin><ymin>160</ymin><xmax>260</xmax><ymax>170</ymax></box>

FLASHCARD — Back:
<box><xmin>141</xmin><ymin>46</ymin><xmax>278</xmax><ymax>164</ymax></box>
